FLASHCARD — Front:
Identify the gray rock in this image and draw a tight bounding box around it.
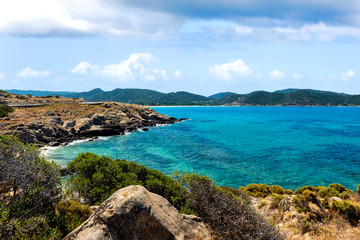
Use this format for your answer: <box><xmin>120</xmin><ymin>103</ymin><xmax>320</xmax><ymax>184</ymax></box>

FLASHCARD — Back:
<box><xmin>64</xmin><ymin>185</ymin><xmax>212</xmax><ymax>240</ymax></box>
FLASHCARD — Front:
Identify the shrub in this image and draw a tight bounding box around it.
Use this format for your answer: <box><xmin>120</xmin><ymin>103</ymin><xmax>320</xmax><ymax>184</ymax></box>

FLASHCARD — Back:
<box><xmin>240</xmin><ymin>183</ymin><xmax>289</xmax><ymax>198</ymax></box>
<box><xmin>331</xmin><ymin>200</ymin><xmax>360</xmax><ymax>226</ymax></box>
<box><xmin>16</xmin><ymin>95</ymin><xmax>27</xmax><ymax>99</ymax></box>
<box><xmin>329</xmin><ymin>183</ymin><xmax>348</xmax><ymax>193</ymax></box>
<box><xmin>302</xmin><ymin>190</ymin><xmax>317</xmax><ymax>203</ymax></box>
<box><xmin>178</xmin><ymin>173</ymin><xmax>285</xmax><ymax>240</ymax></box>
<box><xmin>295</xmin><ymin>186</ymin><xmax>317</xmax><ymax>195</ymax></box>
<box><xmin>53</xmin><ymin>200</ymin><xmax>92</xmax><ymax>237</ymax></box>
<box><xmin>270</xmin><ymin>195</ymin><xmax>285</xmax><ymax>210</ymax></box>
<box><xmin>292</xmin><ymin>194</ymin><xmax>310</xmax><ymax>213</ymax></box>
<box><xmin>339</xmin><ymin>191</ymin><xmax>353</xmax><ymax>200</ymax></box>
<box><xmin>0</xmin><ymin>135</ymin><xmax>61</xmax><ymax>239</ymax></box>
<box><xmin>67</xmin><ymin>153</ymin><xmax>185</xmax><ymax>208</ymax></box>
<box><xmin>0</xmin><ymin>105</ymin><xmax>14</xmax><ymax>118</ymax></box>
<box><xmin>317</xmin><ymin>186</ymin><xmax>338</xmax><ymax>198</ymax></box>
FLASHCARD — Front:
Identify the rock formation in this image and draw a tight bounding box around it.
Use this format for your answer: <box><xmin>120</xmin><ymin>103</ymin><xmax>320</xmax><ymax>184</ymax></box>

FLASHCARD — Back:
<box><xmin>64</xmin><ymin>185</ymin><xmax>212</xmax><ymax>240</ymax></box>
<box><xmin>0</xmin><ymin>102</ymin><xmax>184</xmax><ymax>146</ymax></box>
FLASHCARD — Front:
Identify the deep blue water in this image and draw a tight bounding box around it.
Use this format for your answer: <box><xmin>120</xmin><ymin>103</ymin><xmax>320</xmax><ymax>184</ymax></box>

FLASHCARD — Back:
<box><xmin>45</xmin><ymin>107</ymin><xmax>360</xmax><ymax>190</ymax></box>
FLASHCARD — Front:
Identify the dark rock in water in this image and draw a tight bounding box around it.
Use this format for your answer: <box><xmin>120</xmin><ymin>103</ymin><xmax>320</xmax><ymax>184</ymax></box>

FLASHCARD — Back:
<box><xmin>142</xmin><ymin>128</ymin><xmax>149</xmax><ymax>131</ymax></box>
<box><xmin>64</xmin><ymin>185</ymin><xmax>212</xmax><ymax>240</ymax></box>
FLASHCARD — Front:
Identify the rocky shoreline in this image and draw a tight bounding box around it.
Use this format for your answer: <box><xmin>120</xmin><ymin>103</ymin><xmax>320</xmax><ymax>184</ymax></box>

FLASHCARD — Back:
<box><xmin>0</xmin><ymin>102</ymin><xmax>186</xmax><ymax>147</ymax></box>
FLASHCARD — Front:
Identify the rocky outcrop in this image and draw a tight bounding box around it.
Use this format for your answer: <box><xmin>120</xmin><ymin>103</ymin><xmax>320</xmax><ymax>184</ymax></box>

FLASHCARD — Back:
<box><xmin>64</xmin><ymin>185</ymin><xmax>212</xmax><ymax>240</ymax></box>
<box><xmin>0</xmin><ymin>102</ymin><xmax>185</xmax><ymax>146</ymax></box>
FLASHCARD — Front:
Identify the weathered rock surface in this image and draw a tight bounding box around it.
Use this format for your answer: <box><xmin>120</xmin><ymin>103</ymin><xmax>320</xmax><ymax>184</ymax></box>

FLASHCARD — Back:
<box><xmin>0</xmin><ymin>102</ymin><xmax>185</xmax><ymax>146</ymax></box>
<box><xmin>64</xmin><ymin>185</ymin><xmax>212</xmax><ymax>240</ymax></box>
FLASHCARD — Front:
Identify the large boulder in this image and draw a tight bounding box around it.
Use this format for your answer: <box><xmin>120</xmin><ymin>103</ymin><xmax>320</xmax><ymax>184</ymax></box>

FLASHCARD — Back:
<box><xmin>64</xmin><ymin>185</ymin><xmax>212</xmax><ymax>240</ymax></box>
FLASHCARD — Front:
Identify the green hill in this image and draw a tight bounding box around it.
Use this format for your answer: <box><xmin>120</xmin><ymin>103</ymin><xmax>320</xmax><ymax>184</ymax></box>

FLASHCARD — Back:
<box><xmin>70</xmin><ymin>88</ymin><xmax>211</xmax><ymax>105</ymax></box>
<box><xmin>209</xmin><ymin>92</ymin><xmax>237</xmax><ymax>99</ymax></box>
<box><xmin>215</xmin><ymin>89</ymin><xmax>359</xmax><ymax>106</ymax></box>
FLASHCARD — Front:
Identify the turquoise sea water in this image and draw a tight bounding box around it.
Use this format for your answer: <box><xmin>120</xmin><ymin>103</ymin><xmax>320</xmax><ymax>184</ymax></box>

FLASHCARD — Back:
<box><xmin>46</xmin><ymin>107</ymin><xmax>360</xmax><ymax>190</ymax></box>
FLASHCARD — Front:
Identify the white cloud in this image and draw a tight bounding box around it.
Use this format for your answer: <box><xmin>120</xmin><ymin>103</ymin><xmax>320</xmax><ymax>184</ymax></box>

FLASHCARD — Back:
<box><xmin>72</xmin><ymin>62</ymin><xmax>100</xmax><ymax>75</ymax></box>
<box><xmin>341</xmin><ymin>69</ymin><xmax>355</xmax><ymax>81</ymax></box>
<box><xmin>17</xmin><ymin>67</ymin><xmax>50</xmax><ymax>78</ymax></box>
<box><xmin>208</xmin><ymin>59</ymin><xmax>252</xmax><ymax>81</ymax></box>
<box><xmin>0</xmin><ymin>73</ymin><xmax>5</xmax><ymax>79</ymax></box>
<box><xmin>292</xmin><ymin>73</ymin><xmax>304</xmax><ymax>79</ymax></box>
<box><xmin>72</xmin><ymin>53</ymin><xmax>167</xmax><ymax>82</ymax></box>
<box><xmin>174</xmin><ymin>70</ymin><xmax>182</xmax><ymax>78</ymax></box>
<box><xmin>0</xmin><ymin>0</ymin><xmax>182</xmax><ymax>37</ymax></box>
<box><xmin>269</xmin><ymin>70</ymin><xmax>285</xmax><ymax>80</ymax></box>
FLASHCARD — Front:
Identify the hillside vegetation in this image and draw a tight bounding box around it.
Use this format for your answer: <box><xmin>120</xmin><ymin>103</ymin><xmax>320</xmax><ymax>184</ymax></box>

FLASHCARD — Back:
<box><xmin>6</xmin><ymin>88</ymin><xmax>360</xmax><ymax>106</ymax></box>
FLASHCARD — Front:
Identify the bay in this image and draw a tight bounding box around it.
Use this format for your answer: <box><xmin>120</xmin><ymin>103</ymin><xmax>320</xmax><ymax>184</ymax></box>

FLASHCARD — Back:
<box><xmin>45</xmin><ymin>106</ymin><xmax>360</xmax><ymax>190</ymax></box>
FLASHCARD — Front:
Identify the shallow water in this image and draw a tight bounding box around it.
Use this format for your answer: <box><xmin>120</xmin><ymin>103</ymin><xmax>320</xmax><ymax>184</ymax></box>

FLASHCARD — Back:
<box><xmin>46</xmin><ymin>106</ymin><xmax>360</xmax><ymax>190</ymax></box>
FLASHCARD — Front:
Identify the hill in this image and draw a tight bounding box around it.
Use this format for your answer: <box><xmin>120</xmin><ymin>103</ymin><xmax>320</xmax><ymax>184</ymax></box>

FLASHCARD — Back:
<box><xmin>4</xmin><ymin>88</ymin><xmax>360</xmax><ymax>106</ymax></box>
<box><xmin>215</xmin><ymin>89</ymin><xmax>360</xmax><ymax>106</ymax></box>
<box><xmin>68</xmin><ymin>88</ymin><xmax>211</xmax><ymax>105</ymax></box>
<box><xmin>5</xmin><ymin>89</ymin><xmax>77</xmax><ymax>97</ymax></box>
<box><xmin>208</xmin><ymin>92</ymin><xmax>237</xmax><ymax>99</ymax></box>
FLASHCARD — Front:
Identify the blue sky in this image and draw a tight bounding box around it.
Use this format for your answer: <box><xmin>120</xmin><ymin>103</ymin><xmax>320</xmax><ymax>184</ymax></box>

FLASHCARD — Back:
<box><xmin>0</xmin><ymin>0</ymin><xmax>359</xmax><ymax>96</ymax></box>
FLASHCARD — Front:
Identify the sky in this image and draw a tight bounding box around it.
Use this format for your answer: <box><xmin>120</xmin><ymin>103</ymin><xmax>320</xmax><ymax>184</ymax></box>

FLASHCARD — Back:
<box><xmin>0</xmin><ymin>0</ymin><xmax>360</xmax><ymax>96</ymax></box>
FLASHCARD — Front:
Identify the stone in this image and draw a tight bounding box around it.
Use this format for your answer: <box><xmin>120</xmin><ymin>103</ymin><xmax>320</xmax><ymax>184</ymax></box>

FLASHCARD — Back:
<box><xmin>64</xmin><ymin>185</ymin><xmax>212</xmax><ymax>240</ymax></box>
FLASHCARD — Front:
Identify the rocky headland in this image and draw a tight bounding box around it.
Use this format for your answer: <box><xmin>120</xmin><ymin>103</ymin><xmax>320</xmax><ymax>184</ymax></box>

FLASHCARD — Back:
<box><xmin>0</xmin><ymin>101</ymin><xmax>184</xmax><ymax>147</ymax></box>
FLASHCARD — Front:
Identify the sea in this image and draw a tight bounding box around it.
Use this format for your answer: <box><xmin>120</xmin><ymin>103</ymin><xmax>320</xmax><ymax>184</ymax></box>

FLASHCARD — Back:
<box><xmin>45</xmin><ymin>106</ymin><xmax>360</xmax><ymax>191</ymax></box>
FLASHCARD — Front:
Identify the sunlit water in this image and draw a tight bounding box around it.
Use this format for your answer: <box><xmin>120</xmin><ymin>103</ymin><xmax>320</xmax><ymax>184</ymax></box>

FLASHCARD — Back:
<box><xmin>46</xmin><ymin>107</ymin><xmax>360</xmax><ymax>190</ymax></box>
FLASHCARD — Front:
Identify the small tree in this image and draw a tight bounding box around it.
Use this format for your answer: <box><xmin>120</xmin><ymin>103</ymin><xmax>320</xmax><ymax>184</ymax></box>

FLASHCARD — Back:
<box><xmin>0</xmin><ymin>135</ymin><xmax>61</xmax><ymax>215</ymax></box>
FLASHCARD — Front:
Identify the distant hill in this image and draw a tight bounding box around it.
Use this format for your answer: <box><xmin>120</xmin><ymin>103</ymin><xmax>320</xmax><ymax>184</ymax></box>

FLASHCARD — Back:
<box><xmin>69</xmin><ymin>88</ymin><xmax>211</xmax><ymax>105</ymax></box>
<box><xmin>209</xmin><ymin>92</ymin><xmax>237</xmax><ymax>99</ymax></box>
<box><xmin>5</xmin><ymin>89</ymin><xmax>77</xmax><ymax>97</ymax></box>
<box><xmin>215</xmin><ymin>89</ymin><xmax>360</xmax><ymax>106</ymax></box>
<box><xmin>4</xmin><ymin>88</ymin><xmax>360</xmax><ymax>106</ymax></box>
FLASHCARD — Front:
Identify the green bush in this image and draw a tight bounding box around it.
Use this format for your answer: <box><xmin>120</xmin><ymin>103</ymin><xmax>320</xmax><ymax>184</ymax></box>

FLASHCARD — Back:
<box><xmin>16</xmin><ymin>95</ymin><xmax>27</xmax><ymax>99</ymax></box>
<box><xmin>0</xmin><ymin>105</ymin><xmax>14</xmax><ymax>118</ymax></box>
<box><xmin>53</xmin><ymin>200</ymin><xmax>92</xmax><ymax>237</ymax></box>
<box><xmin>178</xmin><ymin>173</ymin><xmax>285</xmax><ymax>240</ymax></box>
<box><xmin>0</xmin><ymin>135</ymin><xmax>61</xmax><ymax>239</ymax></box>
<box><xmin>329</xmin><ymin>183</ymin><xmax>346</xmax><ymax>193</ymax></box>
<box><xmin>295</xmin><ymin>186</ymin><xmax>317</xmax><ymax>195</ymax></box>
<box><xmin>270</xmin><ymin>195</ymin><xmax>285</xmax><ymax>210</ymax></box>
<box><xmin>302</xmin><ymin>190</ymin><xmax>317</xmax><ymax>203</ymax></box>
<box><xmin>331</xmin><ymin>200</ymin><xmax>360</xmax><ymax>226</ymax></box>
<box><xmin>67</xmin><ymin>153</ymin><xmax>185</xmax><ymax>208</ymax></box>
<box><xmin>292</xmin><ymin>194</ymin><xmax>310</xmax><ymax>213</ymax></box>
<box><xmin>317</xmin><ymin>186</ymin><xmax>338</xmax><ymax>198</ymax></box>
<box><xmin>240</xmin><ymin>183</ymin><xmax>290</xmax><ymax>198</ymax></box>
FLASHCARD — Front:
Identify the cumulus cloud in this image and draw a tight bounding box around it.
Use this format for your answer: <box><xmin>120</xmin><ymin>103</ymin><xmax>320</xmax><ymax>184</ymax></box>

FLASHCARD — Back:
<box><xmin>208</xmin><ymin>59</ymin><xmax>252</xmax><ymax>81</ymax></box>
<box><xmin>0</xmin><ymin>0</ymin><xmax>182</xmax><ymax>37</ymax></box>
<box><xmin>1</xmin><ymin>0</ymin><xmax>360</xmax><ymax>42</ymax></box>
<box><xmin>72</xmin><ymin>53</ymin><xmax>167</xmax><ymax>82</ymax></box>
<box><xmin>341</xmin><ymin>69</ymin><xmax>355</xmax><ymax>81</ymax></box>
<box><xmin>72</xmin><ymin>62</ymin><xmax>100</xmax><ymax>75</ymax></box>
<box><xmin>17</xmin><ymin>67</ymin><xmax>50</xmax><ymax>78</ymax></box>
<box><xmin>269</xmin><ymin>70</ymin><xmax>285</xmax><ymax>80</ymax></box>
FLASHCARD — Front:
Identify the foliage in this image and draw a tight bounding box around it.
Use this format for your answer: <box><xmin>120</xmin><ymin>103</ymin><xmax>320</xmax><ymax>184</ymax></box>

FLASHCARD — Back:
<box><xmin>0</xmin><ymin>105</ymin><xmax>14</xmax><ymax>118</ymax></box>
<box><xmin>67</xmin><ymin>153</ymin><xmax>185</xmax><ymax>207</ymax></box>
<box><xmin>240</xmin><ymin>183</ymin><xmax>292</xmax><ymax>198</ymax></box>
<box><xmin>270</xmin><ymin>195</ymin><xmax>286</xmax><ymax>210</ymax></box>
<box><xmin>331</xmin><ymin>200</ymin><xmax>360</xmax><ymax>226</ymax></box>
<box><xmin>16</xmin><ymin>95</ymin><xmax>28</xmax><ymax>99</ymax></box>
<box><xmin>302</xmin><ymin>190</ymin><xmax>317</xmax><ymax>203</ymax></box>
<box><xmin>52</xmin><ymin>200</ymin><xmax>92</xmax><ymax>237</ymax></box>
<box><xmin>295</xmin><ymin>186</ymin><xmax>317</xmax><ymax>195</ymax></box>
<box><xmin>292</xmin><ymin>194</ymin><xmax>310</xmax><ymax>213</ymax></box>
<box><xmin>0</xmin><ymin>135</ymin><xmax>62</xmax><ymax>239</ymax></box>
<box><xmin>178</xmin><ymin>173</ymin><xmax>285</xmax><ymax>240</ymax></box>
